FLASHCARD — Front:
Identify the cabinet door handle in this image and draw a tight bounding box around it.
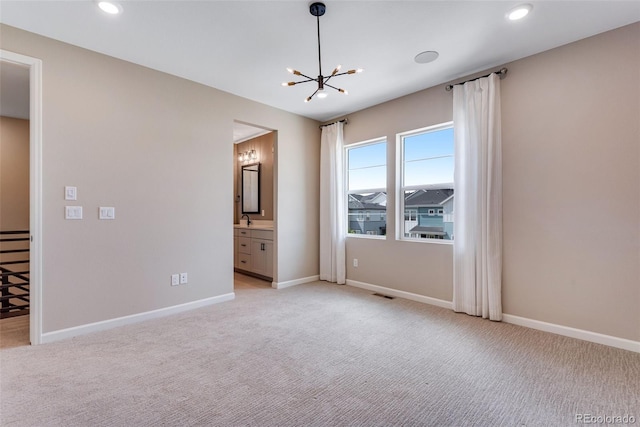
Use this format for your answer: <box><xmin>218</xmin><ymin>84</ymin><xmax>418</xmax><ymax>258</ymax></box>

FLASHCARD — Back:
<box><xmin>240</xmin><ymin>244</ymin><xmax>246</xmax><ymax>247</ymax></box>
<box><xmin>241</xmin><ymin>260</ymin><xmax>247</xmax><ymax>264</ymax></box>
<box><xmin>261</xmin><ymin>243</ymin><xmax>265</xmax><ymax>251</ymax></box>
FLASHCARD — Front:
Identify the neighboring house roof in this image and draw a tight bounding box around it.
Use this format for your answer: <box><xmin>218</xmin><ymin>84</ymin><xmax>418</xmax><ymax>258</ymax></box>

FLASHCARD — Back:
<box><xmin>440</xmin><ymin>194</ymin><xmax>454</xmax><ymax>206</ymax></box>
<box><xmin>366</xmin><ymin>192</ymin><xmax>387</xmax><ymax>206</ymax></box>
<box><xmin>349</xmin><ymin>190</ymin><xmax>454</xmax><ymax>211</ymax></box>
<box><xmin>409</xmin><ymin>225</ymin><xmax>446</xmax><ymax>236</ymax></box>
<box><xmin>348</xmin><ymin>192</ymin><xmax>386</xmax><ymax>210</ymax></box>
<box><xmin>405</xmin><ymin>189</ymin><xmax>453</xmax><ymax>207</ymax></box>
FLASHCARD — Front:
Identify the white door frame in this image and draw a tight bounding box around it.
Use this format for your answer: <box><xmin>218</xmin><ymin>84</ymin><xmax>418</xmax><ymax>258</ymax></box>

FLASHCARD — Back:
<box><xmin>1</xmin><ymin>49</ymin><xmax>43</xmax><ymax>345</ymax></box>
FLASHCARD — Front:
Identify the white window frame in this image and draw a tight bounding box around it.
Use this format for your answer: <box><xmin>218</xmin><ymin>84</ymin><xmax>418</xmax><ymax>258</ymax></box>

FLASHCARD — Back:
<box><xmin>345</xmin><ymin>137</ymin><xmax>387</xmax><ymax>239</ymax></box>
<box><xmin>396</xmin><ymin>122</ymin><xmax>454</xmax><ymax>244</ymax></box>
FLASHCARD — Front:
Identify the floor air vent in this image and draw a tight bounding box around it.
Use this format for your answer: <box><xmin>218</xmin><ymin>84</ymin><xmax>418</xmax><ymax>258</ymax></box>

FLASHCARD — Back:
<box><xmin>373</xmin><ymin>293</ymin><xmax>395</xmax><ymax>300</ymax></box>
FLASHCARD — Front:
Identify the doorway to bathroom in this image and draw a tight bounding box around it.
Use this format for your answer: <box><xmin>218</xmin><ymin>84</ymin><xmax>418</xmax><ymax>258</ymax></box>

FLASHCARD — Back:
<box><xmin>232</xmin><ymin>121</ymin><xmax>277</xmax><ymax>288</ymax></box>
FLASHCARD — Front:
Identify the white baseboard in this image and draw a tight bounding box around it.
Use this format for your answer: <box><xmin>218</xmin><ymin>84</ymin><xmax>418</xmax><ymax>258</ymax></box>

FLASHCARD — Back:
<box><xmin>346</xmin><ymin>279</ymin><xmax>639</xmax><ymax>353</ymax></box>
<box><xmin>41</xmin><ymin>293</ymin><xmax>235</xmax><ymax>344</ymax></box>
<box><xmin>272</xmin><ymin>275</ymin><xmax>319</xmax><ymax>289</ymax></box>
<box><xmin>501</xmin><ymin>314</ymin><xmax>640</xmax><ymax>353</ymax></box>
<box><xmin>346</xmin><ymin>279</ymin><xmax>453</xmax><ymax>310</ymax></box>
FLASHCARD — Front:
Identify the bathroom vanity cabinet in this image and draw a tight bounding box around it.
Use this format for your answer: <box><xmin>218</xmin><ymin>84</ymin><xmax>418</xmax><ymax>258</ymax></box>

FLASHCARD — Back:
<box><xmin>234</xmin><ymin>227</ymin><xmax>273</xmax><ymax>280</ymax></box>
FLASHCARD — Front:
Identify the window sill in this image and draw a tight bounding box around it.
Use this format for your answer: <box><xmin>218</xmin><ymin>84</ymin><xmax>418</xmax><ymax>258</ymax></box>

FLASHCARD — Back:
<box><xmin>399</xmin><ymin>238</ymin><xmax>453</xmax><ymax>245</ymax></box>
<box><xmin>346</xmin><ymin>234</ymin><xmax>386</xmax><ymax>240</ymax></box>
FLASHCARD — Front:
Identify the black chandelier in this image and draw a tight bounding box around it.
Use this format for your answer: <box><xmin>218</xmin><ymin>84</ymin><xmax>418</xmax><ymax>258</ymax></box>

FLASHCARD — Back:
<box><xmin>282</xmin><ymin>2</ymin><xmax>363</xmax><ymax>103</ymax></box>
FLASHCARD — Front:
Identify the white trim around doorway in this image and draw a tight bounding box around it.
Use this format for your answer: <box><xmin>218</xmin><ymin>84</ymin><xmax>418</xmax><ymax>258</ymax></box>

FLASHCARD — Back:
<box><xmin>0</xmin><ymin>49</ymin><xmax>43</xmax><ymax>345</ymax></box>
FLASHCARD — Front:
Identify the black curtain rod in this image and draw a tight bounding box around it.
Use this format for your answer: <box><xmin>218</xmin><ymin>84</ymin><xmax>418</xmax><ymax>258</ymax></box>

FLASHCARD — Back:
<box><xmin>445</xmin><ymin>68</ymin><xmax>508</xmax><ymax>91</ymax></box>
<box><xmin>319</xmin><ymin>118</ymin><xmax>348</xmax><ymax>128</ymax></box>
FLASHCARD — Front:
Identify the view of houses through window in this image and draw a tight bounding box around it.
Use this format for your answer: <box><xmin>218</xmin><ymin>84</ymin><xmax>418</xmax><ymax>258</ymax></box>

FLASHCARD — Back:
<box><xmin>400</xmin><ymin>123</ymin><xmax>454</xmax><ymax>240</ymax></box>
<box><xmin>347</xmin><ymin>140</ymin><xmax>387</xmax><ymax>236</ymax></box>
<box><xmin>345</xmin><ymin>123</ymin><xmax>454</xmax><ymax>240</ymax></box>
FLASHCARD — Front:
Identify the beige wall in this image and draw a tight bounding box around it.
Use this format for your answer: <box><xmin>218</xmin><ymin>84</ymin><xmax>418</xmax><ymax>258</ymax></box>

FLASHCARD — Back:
<box><xmin>339</xmin><ymin>23</ymin><xmax>640</xmax><ymax>342</ymax></box>
<box><xmin>0</xmin><ymin>116</ymin><xmax>29</xmax><ymax>231</ymax></box>
<box><xmin>0</xmin><ymin>24</ymin><xmax>320</xmax><ymax>333</ymax></box>
<box><xmin>234</xmin><ymin>132</ymin><xmax>275</xmax><ymax>222</ymax></box>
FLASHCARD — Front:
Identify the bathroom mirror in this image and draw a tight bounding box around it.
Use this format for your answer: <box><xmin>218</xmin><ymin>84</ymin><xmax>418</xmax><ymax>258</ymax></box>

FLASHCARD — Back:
<box><xmin>242</xmin><ymin>163</ymin><xmax>260</xmax><ymax>214</ymax></box>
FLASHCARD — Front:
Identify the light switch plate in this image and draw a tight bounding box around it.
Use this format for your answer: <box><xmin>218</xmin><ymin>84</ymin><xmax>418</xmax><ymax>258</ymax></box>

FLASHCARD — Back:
<box><xmin>171</xmin><ymin>274</ymin><xmax>180</xmax><ymax>286</ymax></box>
<box><xmin>65</xmin><ymin>186</ymin><xmax>77</xmax><ymax>201</ymax></box>
<box><xmin>180</xmin><ymin>273</ymin><xmax>188</xmax><ymax>284</ymax></box>
<box><xmin>65</xmin><ymin>206</ymin><xmax>83</xmax><ymax>220</ymax></box>
<box><xmin>99</xmin><ymin>207</ymin><xmax>115</xmax><ymax>220</ymax></box>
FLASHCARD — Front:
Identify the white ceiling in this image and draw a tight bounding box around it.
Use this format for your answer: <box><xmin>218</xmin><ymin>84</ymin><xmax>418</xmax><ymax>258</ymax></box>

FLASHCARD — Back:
<box><xmin>0</xmin><ymin>1</ymin><xmax>639</xmax><ymax>123</ymax></box>
<box><xmin>233</xmin><ymin>121</ymin><xmax>272</xmax><ymax>144</ymax></box>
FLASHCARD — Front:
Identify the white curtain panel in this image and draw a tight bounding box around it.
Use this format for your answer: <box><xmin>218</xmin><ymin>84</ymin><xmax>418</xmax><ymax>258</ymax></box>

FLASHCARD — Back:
<box><xmin>319</xmin><ymin>122</ymin><xmax>346</xmax><ymax>284</ymax></box>
<box><xmin>452</xmin><ymin>73</ymin><xmax>503</xmax><ymax>321</ymax></box>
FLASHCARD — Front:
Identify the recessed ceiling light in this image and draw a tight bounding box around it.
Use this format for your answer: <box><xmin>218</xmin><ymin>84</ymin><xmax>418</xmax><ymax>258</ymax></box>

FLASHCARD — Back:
<box><xmin>97</xmin><ymin>1</ymin><xmax>123</xmax><ymax>15</ymax></box>
<box><xmin>507</xmin><ymin>4</ymin><xmax>532</xmax><ymax>21</ymax></box>
<box><xmin>414</xmin><ymin>51</ymin><xmax>439</xmax><ymax>64</ymax></box>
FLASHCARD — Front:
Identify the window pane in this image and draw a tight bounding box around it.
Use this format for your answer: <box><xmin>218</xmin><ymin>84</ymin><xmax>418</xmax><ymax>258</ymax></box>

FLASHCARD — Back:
<box><xmin>348</xmin><ymin>192</ymin><xmax>387</xmax><ymax>236</ymax></box>
<box><xmin>348</xmin><ymin>165</ymin><xmax>386</xmax><ymax>191</ymax></box>
<box><xmin>402</xmin><ymin>189</ymin><xmax>454</xmax><ymax>240</ymax></box>
<box><xmin>404</xmin><ymin>127</ymin><xmax>454</xmax><ymax>187</ymax></box>
<box><xmin>404</xmin><ymin>128</ymin><xmax>453</xmax><ymax>163</ymax></box>
<box><xmin>349</xmin><ymin>142</ymin><xmax>386</xmax><ymax>169</ymax></box>
<box><xmin>400</xmin><ymin>125</ymin><xmax>454</xmax><ymax>242</ymax></box>
<box><xmin>348</xmin><ymin>142</ymin><xmax>386</xmax><ymax>191</ymax></box>
<box><xmin>404</xmin><ymin>157</ymin><xmax>453</xmax><ymax>187</ymax></box>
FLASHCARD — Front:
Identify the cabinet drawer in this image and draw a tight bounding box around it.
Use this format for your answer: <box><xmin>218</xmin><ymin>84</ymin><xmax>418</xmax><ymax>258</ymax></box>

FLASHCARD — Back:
<box><xmin>237</xmin><ymin>228</ymin><xmax>251</xmax><ymax>237</ymax></box>
<box><xmin>238</xmin><ymin>237</ymin><xmax>251</xmax><ymax>254</ymax></box>
<box><xmin>237</xmin><ymin>253</ymin><xmax>251</xmax><ymax>269</ymax></box>
<box><xmin>251</xmin><ymin>229</ymin><xmax>273</xmax><ymax>241</ymax></box>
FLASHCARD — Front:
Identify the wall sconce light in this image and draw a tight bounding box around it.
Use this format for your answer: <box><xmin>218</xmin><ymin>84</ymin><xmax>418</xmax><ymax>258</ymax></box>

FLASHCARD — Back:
<box><xmin>238</xmin><ymin>149</ymin><xmax>258</xmax><ymax>163</ymax></box>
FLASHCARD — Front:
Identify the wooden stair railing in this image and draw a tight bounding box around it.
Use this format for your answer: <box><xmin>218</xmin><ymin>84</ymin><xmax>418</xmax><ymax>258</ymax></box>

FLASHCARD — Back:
<box><xmin>0</xmin><ymin>230</ymin><xmax>30</xmax><ymax>319</ymax></box>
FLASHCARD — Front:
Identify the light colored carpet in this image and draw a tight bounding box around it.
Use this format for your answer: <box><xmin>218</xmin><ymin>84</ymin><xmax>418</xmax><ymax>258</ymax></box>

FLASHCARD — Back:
<box><xmin>1</xmin><ymin>277</ymin><xmax>638</xmax><ymax>426</ymax></box>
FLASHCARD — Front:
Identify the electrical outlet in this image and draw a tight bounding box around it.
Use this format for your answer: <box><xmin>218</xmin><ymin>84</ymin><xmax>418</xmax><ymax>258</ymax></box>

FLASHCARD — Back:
<box><xmin>180</xmin><ymin>273</ymin><xmax>188</xmax><ymax>284</ymax></box>
<box><xmin>171</xmin><ymin>274</ymin><xmax>179</xmax><ymax>286</ymax></box>
<box><xmin>353</xmin><ymin>259</ymin><xmax>358</xmax><ymax>267</ymax></box>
